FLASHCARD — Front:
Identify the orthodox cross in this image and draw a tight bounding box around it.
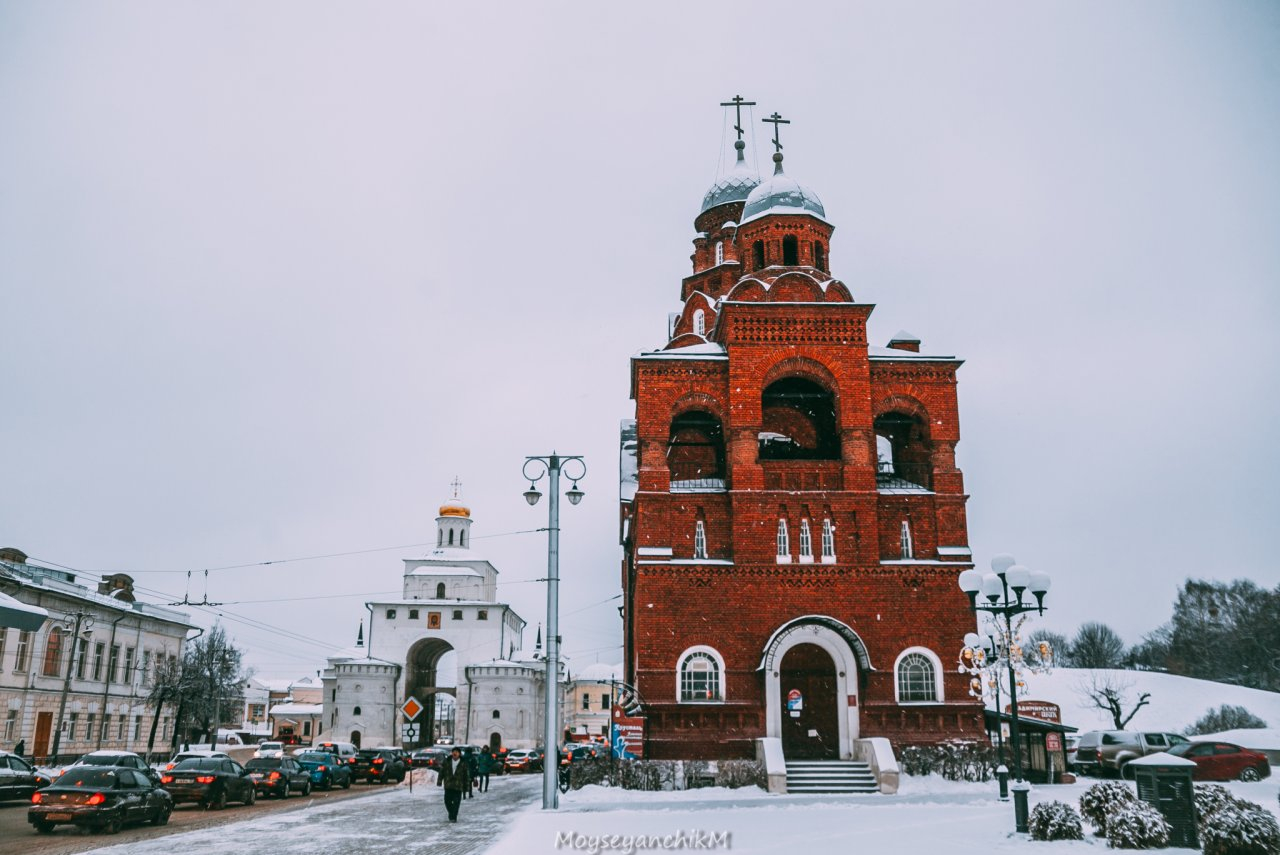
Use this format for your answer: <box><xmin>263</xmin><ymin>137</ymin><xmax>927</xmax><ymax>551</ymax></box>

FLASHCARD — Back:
<box><xmin>450</xmin><ymin>476</ymin><xmax>463</xmax><ymax>499</ymax></box>
<box><xmin>763</xmin><ymin>112</ymin><xmax>790</xmax><ymax>153</ymax></box>
<box><xmin>719</xmin><ymin>95</ymin><xmax>756</xmax><ymax>141</ymax></box>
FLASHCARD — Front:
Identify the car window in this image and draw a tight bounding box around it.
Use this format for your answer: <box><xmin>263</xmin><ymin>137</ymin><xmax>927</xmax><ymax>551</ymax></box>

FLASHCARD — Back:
<box><xmin>9</xmin><ymin>756</ymin><xmax>32</xmax><ymax>772</ymax></box>
<box><xmin>1166</xmin><ymin>734</ymin><xmax>1188</xmax><ymax>745</ymax></box>
<box><xmin>246</xmin><ymin>758</ymin><xmax>280</xmax><ymax>770</ymax></box>
<box><xmin>1188</xmin><ymin>744</ymin><xmax>1214</xmax><ymax>757</ymax></box>
<box><xmin>230</xmin><ymin>761</ymin><xmax>244</xmax><ymax>774</ymax></box>
<box><xmin>1214</xmin><ymin>744</ymin><xmax>1238</xmax><ymax>755</ymax></box>
<box><xmin>1143</xmin><ymin>733</ymin><xmax>1166</xmax><ymax>746</ymax></box>
<box><xmin>62</xmin><ymin>769</ymin><xmax>120</xmax><ymax>787</ymax></box>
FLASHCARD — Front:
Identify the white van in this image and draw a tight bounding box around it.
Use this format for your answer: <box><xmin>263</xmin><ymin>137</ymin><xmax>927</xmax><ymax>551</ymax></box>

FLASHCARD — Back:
<box><xmin>314</xmin><ymin>740</ymin><xmax>359</xmax><ymax>766</ymax></box>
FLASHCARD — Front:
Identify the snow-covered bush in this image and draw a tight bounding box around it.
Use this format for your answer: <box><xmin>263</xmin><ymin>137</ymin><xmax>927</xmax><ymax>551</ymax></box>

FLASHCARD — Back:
<box><xmin>713</xmin><ymin>760</ymin><xmax>765</xmax><ymax>789</ymax></box>
<box><xmin>1194</xmin><ymin>783</ymin><xmax>1238</xmax><ymax>820</ymax></box>
<box><xmin>1079</xmin><ymin>780</ymin><xmax>1136</xmax><ymax>836</ymax></box>
<box><xmin>1029</xmin><ymin>801</ymin><xmax>1085</xmax><ymax>841</ymax></box>
<box><xmin>1200</xmin><ymin>799</ymin><xmax>1280</xmax><ymax>855</ymax></box>
<box><xmin>1105</xmin><ymin>801</ymin><xmax>1170</xmax><ymax>849</ymax></box>
<box><xmin>898</xmin><ymin>741</ymin><xmax>997</xmax><ymax>781</ymax></box>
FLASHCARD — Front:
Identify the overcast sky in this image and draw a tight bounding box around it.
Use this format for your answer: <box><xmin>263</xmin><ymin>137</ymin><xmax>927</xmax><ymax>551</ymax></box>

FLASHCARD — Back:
<box><xmin>2</xmin><ymin>1</ymin><xmax>1278</xmax><ymax>682</ymax></box>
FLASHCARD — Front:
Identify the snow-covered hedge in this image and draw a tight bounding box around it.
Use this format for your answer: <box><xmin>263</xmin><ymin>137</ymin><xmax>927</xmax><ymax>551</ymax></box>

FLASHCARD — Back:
<box><xmin>898</xmin><ymin>740</ymin><xmax>997</xmax><ymax>781</ymax></box>
<box><xmin>1194</xmin><ymin>783</ymin><xmax>1238</xmax><ymax>820</ymax></box>
<box><xmin>1105</xmin><ymin>801</ymin><xmax>1170</xmax><ymax>849</ymax></box>
<box><xmin>605</xmin><ymin>759</ymin><xmax>765</xmax><ymax>791</ymax></box>
<box><xmin>1029</xmin><ymin>800</ymin><xmax>1085</xmax><ymax>841</ymax></box>
<box><xmin>1199</xmin><ymin>798</ymin><xmax>1280</xmax><ymax>855</ymax></box>
<box><xmin>1079</xmin><ymin>780</ymin><xmax>1136</xmax><ymax>836</ymax></box>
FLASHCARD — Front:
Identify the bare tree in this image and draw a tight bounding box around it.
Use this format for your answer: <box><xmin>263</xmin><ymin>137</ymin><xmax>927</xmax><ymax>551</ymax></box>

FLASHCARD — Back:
<box><xmin>1077</xmin><ymin>672</ymin><xmax>1150</xmax><ymax>730</ymax></box>
<box><xmin>1070</xmin><ymin>622</ymin><xmax>1127</xmax><ymax>669</ymax></box>
<box><xmin>144</xmin><ymin>654</ymin><xmax>183</xmax><ymax>763</ymax></box>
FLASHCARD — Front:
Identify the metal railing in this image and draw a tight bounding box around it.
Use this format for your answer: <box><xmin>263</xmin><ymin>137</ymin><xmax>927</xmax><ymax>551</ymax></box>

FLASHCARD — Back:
<box><xmin>876</xmin><ymin>461</ymin><xmax>932</xmax><ymax>491</ymax></box>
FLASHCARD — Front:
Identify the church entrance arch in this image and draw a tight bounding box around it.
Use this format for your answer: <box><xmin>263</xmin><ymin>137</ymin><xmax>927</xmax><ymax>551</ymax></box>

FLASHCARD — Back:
<box><xmin>759</xmin><ymin>616</ymin><xmax>871</xmax><ymax>760</ymax></box>
<box><xmin>407</xmin><ymin>638</ymin><xmax>456</xmax><ymax>749</ymax></box>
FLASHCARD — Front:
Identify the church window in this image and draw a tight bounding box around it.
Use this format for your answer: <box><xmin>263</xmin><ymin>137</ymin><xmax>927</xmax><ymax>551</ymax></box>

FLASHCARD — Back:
<box><xmin>693</xmin><ymin>520</ymin><xmax>707</xmax><ymax>559</ymax></box>
<box><xmin>814</xmin><ymin>241</ymin><xmax>826</xmax><ymax>271</ymax></box>
<box><xmin>714</xmin><ymin>241</ymin><xmax>724</xmax><ymax>265</ymax></box>
<box><xmin>677</xmin><ymin>647</ymin><xmax>724</xmax><ymax>702</ymax></box>
<box><xmin>386</xmin><ymin>609</ymin><xmax>397</xmax><ymax>620</ymax></box>
<box><xmin>492</xmin><ymin>710</ymin><xmax>500</xmax><ymax>719</ymax></box>
<box><xmin>448</xmin><ymin>530</ymin><xmax>454</xmax><ymax>546</ymax></box>
<box><xmin>436</xmin><ymin>583</ymin><xmax>446</xmax><ymax>598</ymax></box>
<box><xmin>874</xmin><ymin>411</ymin><xmax>932</xmax><ymax>490</ymax></box>
<box><xmin>895</xmin><ymin>650</ymin><xmax>941</xmax><ymax>703</ymax></box>
<box><xmin>408</xmin><ymin>609</ymin><xmax>419</xmax><ymax>620</ymax></box>
<box><xmin>478</xmin><ymin>609</ymin><xmax>488</xmax><ymax>620</ymax></box>
<box><xmin>667</xmin><ymin>411</ymin><xmax>725</xmax><ymax>490</ymax></box>
<box><xmin>821</xmin><ymin>519</ymin><xmax>836</xmax><ymax>562</ymax></box>
<box><xmin>438</xmin><ymin>530</ymin><xmax>443</xmax><ymax>547</ymax></box>
<box><xmin>452</xmin><ymin>610</ymin><xmax>463</xmax><ymax>620</ymax></box>
<box><xmin>798</xmin><ymin>519</ymin><xmax>813</xmax><ymax>563</ymax></box>
<box><xmin>460</xmin><ymin>530</ymin><xmax>466</xmax><ymax>547</ymax></box>
<box><xmin>759</xmin><ymin>377</ymin><xmax>839</xmax><ymax>460</ymax></box>
<box><xmin>783</xmin><ymin>234</ymin><xmax>798</xmax><ymax>265</ymax></box>
<box><xmin>776</xmin><ymin>519</ymin><xmax>791</xmax><ymax>563</ymax></box>
<box><xmin>692</xmin><ymin>309</ymin><xmax>705</xmax><ymax>337</ymax></box>
<box><xmin>353</xmin><ymin>706</ymin><xmax>362</xmax><ymax>716</ymax></box>
<box><xmin>752</xmin><ymin>240</ymin><xmax>764</xmax><ymax>270</ymax></box>
<box><xmin>900</xmin><ymin>521</ymin><xmax>913</xmax><ymax>559</ymax></box>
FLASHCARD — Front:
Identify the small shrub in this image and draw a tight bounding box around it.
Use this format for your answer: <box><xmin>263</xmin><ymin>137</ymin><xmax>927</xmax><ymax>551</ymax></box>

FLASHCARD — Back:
<box><xmin>1105</xmin><ymin>801</ymin><xmax>1170</xmax><ymax>849</ymax></box>
<box><xmin>714</xmin><ymin>759</ymin><xmax>765</xmax><ymax>789</ymax></box>
<box><xmin>1200</xmin><ymin>800</ymin><xmax>1280</xmax><ymax>855</ymax></box>
<box><xmin>898</xmin><ymin>741</ymin><xmax>998</xmax><ymax>781</ymax></box>
<box><xmin>1029</xmin><ymin>800</ymin><xmax>1085</xmax><ymax>841</ymax></box>
<box><xmin>1080</xmin><ymin>780</ymin><xmax>1136</xmax><ymax>836</ymax></box>
<box><xmin>1194</xmin><ymin>783</ymin><xmax>1238</xmax><ymax>820</ymax></box>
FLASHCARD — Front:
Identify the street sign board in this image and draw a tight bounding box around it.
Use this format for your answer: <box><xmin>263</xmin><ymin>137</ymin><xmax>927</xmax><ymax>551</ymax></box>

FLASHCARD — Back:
<box><xmin>402</xmin><ymin>723</ymin><xmax>419</xmax><ymax>741</ymax></box>
<box><xmin>400</xmin><ymin>696</ymin><xmax>423</xmax><ymax>720</ymax></box>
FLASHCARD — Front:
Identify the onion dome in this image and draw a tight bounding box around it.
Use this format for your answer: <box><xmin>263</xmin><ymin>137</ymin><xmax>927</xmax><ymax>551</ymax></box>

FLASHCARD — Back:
<box><xmin>438</xmin><ymin>499</ymin><xmax>470</xmax><ymax>518</ymax></box>
<box><xmin>741</xmin><ymin>152</ymin><xmax>825</xmax><ymax>222</ymax></box>
<box><xmin>700</xmin><ymin>140</ymin><xmax>762</xmax><ymax>213</ymax></box>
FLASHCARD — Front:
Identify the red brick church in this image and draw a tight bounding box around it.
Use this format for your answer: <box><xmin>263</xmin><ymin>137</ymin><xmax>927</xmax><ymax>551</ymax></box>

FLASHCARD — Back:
<box><xmin>619</xmin><ymin>103</ymin><xmax>985</xmax><ymax>766</ymax></box>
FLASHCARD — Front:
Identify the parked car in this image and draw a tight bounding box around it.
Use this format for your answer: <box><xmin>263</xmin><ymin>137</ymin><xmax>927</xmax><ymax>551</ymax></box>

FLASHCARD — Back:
<box><xmin>161</xmin><ymin>757</ymin><xmax>257</xmax><ymax>809</ymax></box>
<box><xmin>254</xmin><ymin>741</ymin><xmax>285</xmax><ymax>759</ymax></box>
<box><xmin>1167</xmin><ymin>741</ymin><xmax>1272</xmax><ymax>781</ymax></box>
<box><xmin>295</xmin><ymin>750</ymin><xmax>353</xmax><ymax>790</ymax></box>
<box><xmin>372</xmin><ymin>746</ymin><xmax>413</xmax><ymax>770</ymax></box>
<box><xmin>504</xmin><ymin>749</ymin><xmax>538</xmax><ymax>774</ymax></box>
<box><xmin>411</xmin><ymin>749</ymin><xmax>448</xmax><ymax>772</ymax></box>
<box><xmin>163</xmin><ymin>749</ymin><xmax>229</xmax><ymax>773</ymax></box>
<box><xmin>245</xmin><ymin>756</ymin><xmax>312</xmax><ymax>798</ymax></box>
<box><xmin>0</xmin><ymin>752</ymin><xmax>51</xmax><ymax>802</ymax></box>
<box><xmin>352</xmin><ymin>748</ymin><xmax>406</xmax><ymax>784</ymax></box>
<box><xmin>314</xmin><ymin>741</ymin><xmax>359</xmax><ymax>770</ymax></box>
<box><xmin>1072</xmin><ymin>731</ymin><xmax>1189</xmax><ymax>777</ymax></box>
<box><xmin>61</xmin><ymin>750</ymin><xmax>162</xmax><ymax>786</ymax></box>
<box><xmin>560</xmin><ymin>745</ymin><xmax>600</xmax><ymax>766</ymax></box>
<box><xmin>29</xmin><ymin>767</ymin><xmax>172</xmax><ymax>834</ymax></box>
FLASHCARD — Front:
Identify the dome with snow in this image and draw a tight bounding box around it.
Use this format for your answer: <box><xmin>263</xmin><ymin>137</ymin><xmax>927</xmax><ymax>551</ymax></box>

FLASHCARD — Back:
<box><xmin>700</xmin><ymin>140</ymin><xmax>762</xmax><ymax>213</ymax></box>
<box><xmin>741</xmin><ymin>158</ymin><xmax>825</xmax><ymax>222</ymax></box>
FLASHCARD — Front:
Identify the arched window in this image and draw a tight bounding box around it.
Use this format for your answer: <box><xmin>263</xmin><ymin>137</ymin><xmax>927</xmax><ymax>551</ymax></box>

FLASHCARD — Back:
<box><xmin>438</xmin><ymin>530</ymin><xmax>443</xmax><ymax>547</ymax></box>
<box><xmin>759</xmin><ymin>377</ymin><xmax>840</xmax><ymax>460</ymax></box>
<box><xmin>900</xmin><ymin>520</ymin><xmax>913</xmax><ymax>559</ymax></box>
<box><xmin>752</xmin><ymin>240</ymin><xmax>765</xmax><ymax>270</ymax></box>
<box><xmin>448</xmin><ymin>530</ymin><xmax>454</xmax><ymax>546</ymax></box>
<box><xmin>714</xmin><ymin>241</ymin><xmax>724</xmax><ymax>265</ymax></box>
<box><xmin>692</xmin><ymin>309</ymin><xmax>706</xmax><ymax>337</ymax></box>
<box><xmin>677</xmin><ymin>647</ymin><xmax>724</xmax><ymax>702</ymax></box>
<box><xmin>353</xmin><ymin>706</ymin><xmax>362</xmax><ymax>716</ymax></box>
<box><xmin>435</xmin><ymin>582</ymin><xmax>446</xmax><ymax>599</ymax></box>
<box><xmin>798</xmin><ymin>519</ymin><xmax>813</xmax><ymax>563</ymax></box>
<box><xmin>693</xmin><ymin>520</ymin><xmax>707</xmax><ymax>559</ymax></box>
<box><xmin>776</xmin><ymin>519</ymin><xmax>790</xmax><ymax>562</ymax></box>
<box><xmin>821</xmin><ymin>518</ymin><xmax>836</xmax><ymax>562</ymax></box>
<box><xmin>667</xmin><ymin>411</ymin><xmax>725</xmax><ymax>490</ymax></box>
<box><xmin>895</xmin><ymin>650</ymin><xmax>942</xmax><ymax>703</ymax></box>
<box><xmin>783</xmin><ymin>234</ymin><xmax>799</xmax><ymax>265</ymax></box>
<box><xmin>460</xmin><ymin>530</ymin><xmax>466</xmax><ymax>547</ymax></box>
<box><xmin>42</xmin><ymin>628</ymin><xmax>65</xmax><ymax>677</ymax></box>
<box><xmin>874</xmin><ymin>412</ymin><xmax>932</xmax><ymax>490</ymax></box>
<box><xmin>814</xmin><ymin>241</ymin><xmax>826</xmax><ymax>271</ymax></box>
<box><xmin>492</xmin><ymin>710</ymin><xmax>500</xmax><ymax>719</ymax></box>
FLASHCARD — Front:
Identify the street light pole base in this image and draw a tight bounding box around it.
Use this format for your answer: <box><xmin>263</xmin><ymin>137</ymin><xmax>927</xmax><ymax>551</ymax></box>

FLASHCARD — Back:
<box><xmin>1011</xmin><ymin>780</ymin><xmax>1031</xmax><ymax>833</ymax></box>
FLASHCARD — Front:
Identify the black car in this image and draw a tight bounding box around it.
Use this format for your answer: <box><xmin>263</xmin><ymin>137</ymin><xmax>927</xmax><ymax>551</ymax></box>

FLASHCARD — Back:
<box><xmin>245</xmin><ymin>756</ymin><xmax>312</xmax><ymax>798</ymax></box>
<box><xmin>59</xmin><ymin>750</ymin><xmax>162</xmax><ymax>786</ymax></box>
<box><xmin>295</xmin><ymin>751</ymin><xmax>353</xmax><ymax>790</ymax></box>
<box><xmin>410</xmin><ymin>749</ymin><xmax>447</xmax><ymax>772</ymax></box>
<box><xmin>161</xmin><ymin>757</ymin><xmax>257</xmax><ymax>809</ymax></box>
<box><xmin>0</xmin><ymin>752</ymin><xmax>51</xmax><ymax>802</ymax></box>
<box><xmin>29</xmin><ymin>767</ymin><xmax>172</xmax><ymax>834</ymax></box>
<box><xmin>352</xmin><ymin>748</ymin><xmax>406</xmax><ymax>784</ymax></box>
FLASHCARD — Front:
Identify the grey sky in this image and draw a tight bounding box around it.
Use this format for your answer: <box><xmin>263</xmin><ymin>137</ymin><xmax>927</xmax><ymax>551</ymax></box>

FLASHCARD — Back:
<box><xmin>2</xmin><ymin>2</ymin><xmax>1278</xmax><ymax>679</ymax></box>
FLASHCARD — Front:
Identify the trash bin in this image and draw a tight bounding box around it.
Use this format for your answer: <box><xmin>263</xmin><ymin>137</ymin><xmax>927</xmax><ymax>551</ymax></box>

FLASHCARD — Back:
<box><xmin>1127</xmin><ymin>753</ymin><xmax>1198</xmax><ymax>849</ymax></box>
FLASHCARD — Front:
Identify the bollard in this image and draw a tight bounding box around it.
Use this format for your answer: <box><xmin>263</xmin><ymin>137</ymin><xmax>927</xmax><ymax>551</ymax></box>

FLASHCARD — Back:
<box><xmin>1011</xmin><ymin>779</ymin><xmax>1031</xmax><ymax>833</ymax></box>
<box><xmin>996</xmin><ymin>764</ymin><xmax>1009</xmax><ymax>801</ymax></box>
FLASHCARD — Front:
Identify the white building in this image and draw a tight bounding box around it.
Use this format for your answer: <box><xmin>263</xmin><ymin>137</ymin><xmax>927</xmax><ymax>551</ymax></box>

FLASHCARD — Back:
<box><xmin>565</xmin><ymin>663</ymin><xmax>622</xmax><ymax>742</ymax></box>
<box><xmin>322</xmin><ymin>493</ymin><xmax>533</xmax><ymax>750</ymax></box>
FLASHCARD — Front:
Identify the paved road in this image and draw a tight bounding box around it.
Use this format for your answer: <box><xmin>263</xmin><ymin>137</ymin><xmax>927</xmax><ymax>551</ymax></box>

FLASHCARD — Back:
<box><xmin>0</xmin><ymin>776</ymin><xmax>397</xmax><ymax>855</ymax></box>
<box><xmin>74</xmin><ymin>771</ymin><xmax>541</xmax><ymax>855</ymax></box>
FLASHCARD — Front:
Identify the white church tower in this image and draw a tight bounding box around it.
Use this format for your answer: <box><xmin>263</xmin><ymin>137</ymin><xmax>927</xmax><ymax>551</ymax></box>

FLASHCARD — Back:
<box><xmin>322</xmin><ymin>485</ymin><xmax>527</xmax><ymax>749</ymax></box>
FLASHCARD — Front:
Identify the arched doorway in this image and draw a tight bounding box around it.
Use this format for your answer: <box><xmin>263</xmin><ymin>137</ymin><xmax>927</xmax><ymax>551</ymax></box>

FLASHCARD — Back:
<box><xmin>406</xmin><ymin>638</ymin><xmax>456</xmax><ymax>749</ymax></box>
<box><xmin>779</xmin><ymin>643</ymin><xmax>838</xmax><ymax>759</ymax></box>
<box><xmin>350</xmin><ymin>730</ymin><xmax>362</xmax><ymax>748</ymax></box>
<box><xmin>489</xmin><ymin>732</ymin><xmax>502</xmax><ymax>753</ymax></box>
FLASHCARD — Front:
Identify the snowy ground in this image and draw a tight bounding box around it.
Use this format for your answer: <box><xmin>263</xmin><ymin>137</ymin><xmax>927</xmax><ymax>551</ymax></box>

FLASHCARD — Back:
<box><xmin>73</xmin><ymin>773</ymin><xmax>1280</xmax><ymax>855</ymax></box>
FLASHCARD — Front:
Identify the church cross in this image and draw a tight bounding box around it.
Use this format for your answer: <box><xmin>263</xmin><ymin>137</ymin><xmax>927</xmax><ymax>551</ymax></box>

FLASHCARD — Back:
<box><xmin>719</xmin><ymin>95</ymin><xmax>756</xmax><ymax>141</ymax></box>
<box><xmin>763</xmin><ymin>112</ymin><xmax>790</xmax><ymax>153</ymax></box>
<box><xmin>450</xmin><ymin>476</ymin><xmax>463</xmax><ymax>499</ymax></box>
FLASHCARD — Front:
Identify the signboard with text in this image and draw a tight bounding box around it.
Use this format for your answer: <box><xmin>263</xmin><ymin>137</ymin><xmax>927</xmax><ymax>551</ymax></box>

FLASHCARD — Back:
<box><xmin>1004</xmin><ymin>700</ymin><xmax>1062</xmax><ymax>724</ymax></box>
<box><xmin>610</xmin><ymin>704</ymin><xmax>644</xmax><ymax>759</ymax></box>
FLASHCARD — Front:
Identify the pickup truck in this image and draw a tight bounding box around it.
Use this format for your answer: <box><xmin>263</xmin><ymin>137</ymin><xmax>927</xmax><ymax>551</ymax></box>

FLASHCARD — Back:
<box><xmin>1073</xmin><ymin>730</ymin><xmax>1189</xmax><ymax>777</ymax></box>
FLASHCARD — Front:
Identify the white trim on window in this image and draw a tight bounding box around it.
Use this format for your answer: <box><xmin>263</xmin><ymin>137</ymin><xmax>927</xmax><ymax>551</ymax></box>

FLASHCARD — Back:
<box><xmin>798</xmin><ymin>519</ymin><xmax>813</xmax><ymax>563</ymax></box>
<box><xmin>693</xmin><ymin>520</ymin><xmax>707</xmax><ymax>559</ymax></box>
<box><xmin>821</xmin><ymin>518</ymin><xmax>836</xmax><ymax>563</ymax></box>
<box><xmin>676</xmin><ymin>645</ymin><xmax>725</xmax><ymax>703</ymax></box>
<box><xmin>714</xmin><ymin>241</ymin><xmax>724</xmax><ymax>265</ymax></box>
<box><xmin>900</xmin><ymin>520</ymin><xmax>913</xmax><ymax>559</ymax></box>
<box><xmin>776</xmin><ymin>519</ymin><xmax>791</xmax><ymax>563</ymax></box>
<box><xmin>692</xmin><ymin>309</ymin><xmax>705</xmax><ymax>337</ymax></box>
<box><xmin>893</xmin><ymin>646</ymin><xmax>944</xmax><ymax>704</ymax></box>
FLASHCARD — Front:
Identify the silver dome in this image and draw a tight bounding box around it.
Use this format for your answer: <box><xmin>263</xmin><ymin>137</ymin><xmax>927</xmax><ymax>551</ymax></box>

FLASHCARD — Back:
<box><xmin>740</xmin><ymin>163</ymin><xmax>825</xmax><ymax>222</ymax></box>
<box><xmin>700</xmin><ymin>161</ymin><xmax>762</xmax><ymax>213</ymax></box>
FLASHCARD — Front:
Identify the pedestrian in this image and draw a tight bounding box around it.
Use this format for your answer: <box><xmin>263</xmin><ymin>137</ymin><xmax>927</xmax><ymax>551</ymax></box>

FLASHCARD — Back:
<box><xmin>464</xmin><ymin>749</ymin><xmax>478</xmax><ymax>798</ymax></box>
<box><xmin>13</xmin><ymin>738</ymin><xmax>24</xmax><ymax>758</ymax></box>
<box><xmin>476</xmin><ymin>748</ymin><xmax>493</xmax><ymax>793</ymax></box>
<box><xmin>437</xmin><ymin>747</ymin><xmax>472</xmax><ymax>823</ymax></box>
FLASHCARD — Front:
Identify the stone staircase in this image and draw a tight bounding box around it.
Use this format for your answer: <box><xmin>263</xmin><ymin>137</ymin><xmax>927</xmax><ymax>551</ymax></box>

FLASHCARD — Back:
<box><xmin>785</xmin><ymin>759</ymin><xmax>879</xmax><ymax>794</ymax></box>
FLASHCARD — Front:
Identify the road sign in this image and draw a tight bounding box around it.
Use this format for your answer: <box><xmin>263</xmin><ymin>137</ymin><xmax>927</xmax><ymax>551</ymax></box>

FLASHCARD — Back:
<box><xmin>402</xmin><ymin>723</ymin><xmax>419</xmax><ymax>741</ymax></box>
<box><xmin>400</xmin><ymin>696</ymin><xmax>423</xmax><ymax>720</ymax></box>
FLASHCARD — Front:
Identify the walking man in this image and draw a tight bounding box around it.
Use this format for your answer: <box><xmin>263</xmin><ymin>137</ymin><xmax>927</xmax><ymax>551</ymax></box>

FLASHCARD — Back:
<box><xmin>476</xmin><ymin>748</ymin><xmax>493</xmax><ymax>793</ymax></box>
<box><xmin>437</xmin><ymin>746</ymin><xmax>472</xmax><ymax>823</ymax></box>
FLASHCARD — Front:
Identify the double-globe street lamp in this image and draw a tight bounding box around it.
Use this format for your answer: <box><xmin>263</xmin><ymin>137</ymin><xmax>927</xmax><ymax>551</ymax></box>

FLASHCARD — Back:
<box><xmin>957</xmin><ymin>554</ymin><xmax>1052</xmax><ymax>834</ymax></box>
<box><xmin>522</xmin><ymin>453</ymin><xmax>585</xmax><ymax>811</ymax></box>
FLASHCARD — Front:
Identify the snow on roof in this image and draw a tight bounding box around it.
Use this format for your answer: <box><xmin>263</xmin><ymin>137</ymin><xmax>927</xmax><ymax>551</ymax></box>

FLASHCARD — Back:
<box><xmin>269</xmin><ymin>703</ymin><xmax>322</xmax><ymax>716</ymax></box>
<box><xmin>993</xmin><ymin>668</ymin><xmax>1280</xmax><ymax>734</ymax></box>
<box><xmin>867</xmin><ymin>345</ymin><xmax>959</xmax><ymax>362</ymax></box>
<box><xmin>408</xmin><ymin>565</ymin><xmax>483</xmax><ymax>577</ymax></box>
<box><xmin>663</xmin><ymin>342</ymin><xmax>726</xmax><ymax>355</ymax></box>
<box><xmin>574</xmin><ymin>663</ymin><xmax>622</xmax><ymax>682</ymax></box>
<box><xmin>1192</xmin><ymin>727</ymin><xmax>1280</xmax><ymax>750</ymax></box>
<box><xmin>0</xmin><ymin>590</ymin><xmax>47</xmax><ymax>631</ymax></box>
<box><xmin>889</xmin><ymin>329</ymin><xmax>921</xmax><ymax>343</ymax></box>
<box><xmin>634</xmin><ymin>348</ymin><xmax>728</xmax><ymax>361</ymax></box>
<box><xmin>417</xmin><ymin>547</ymin><xmax>488</xmax><ymax>562</ymax></box>
<box><xmin>327</xmin><ymin>646</ymin><xmax>397</xmax><ymax>665</ymax></box>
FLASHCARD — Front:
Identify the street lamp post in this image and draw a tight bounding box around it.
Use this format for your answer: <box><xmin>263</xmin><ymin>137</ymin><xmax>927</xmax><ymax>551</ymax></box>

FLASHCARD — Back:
<box><xmin>50</xmin><ymin>611</ymin><xmax>94</xmax><ymax>762</ymax></box>
<box><xmin>958</xmin><ymin>554</ymin><xmax>1052</xmax><ymax>834</ymax></box>
<box><xmin>522</xmin><ymin>452</ymin><xmax>586</xmax><ymax>810</ymax></box>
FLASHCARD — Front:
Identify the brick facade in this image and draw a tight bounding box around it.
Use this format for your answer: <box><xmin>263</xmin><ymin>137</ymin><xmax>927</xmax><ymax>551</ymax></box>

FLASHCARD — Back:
<box><xmin>620</xmin><ymin>144</ymin><xmax>984</xmax><ymax>761</ymax></box>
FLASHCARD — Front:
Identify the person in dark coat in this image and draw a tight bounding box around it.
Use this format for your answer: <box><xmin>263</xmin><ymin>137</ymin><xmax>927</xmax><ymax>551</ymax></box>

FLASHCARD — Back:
<box><xmin>13</xmin><ymin>739</ymin><xmax>24</xmax><ymax>758</ymax></box>
<box><xmin>464</xmin><ymin>749</ymin><xmax>478</xmax><ymax>798</ymax></box>
<box><xmin>437</xmin><ymin>747</ymin><xmax>472</xmax><ymax>822</ymax></box>
<box><xmin>476</xmin><ymin>748</ymin><xmax>494</xmax><ymax>793</ymax></box>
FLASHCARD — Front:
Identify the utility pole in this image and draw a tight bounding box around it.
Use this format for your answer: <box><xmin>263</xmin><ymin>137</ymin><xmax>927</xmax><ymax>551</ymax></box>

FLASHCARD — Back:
<box><xmin>50</xmin><ymin>611</ymin><xmax>94</xmax><ymax>762</ymax></box>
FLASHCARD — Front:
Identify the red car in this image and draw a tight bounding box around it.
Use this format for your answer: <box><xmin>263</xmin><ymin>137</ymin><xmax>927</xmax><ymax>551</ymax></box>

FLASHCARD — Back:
<box><xmin>1167</xmin><ymin>741</ymin><xmax>1271</xmax><ymax>781</ymax></box>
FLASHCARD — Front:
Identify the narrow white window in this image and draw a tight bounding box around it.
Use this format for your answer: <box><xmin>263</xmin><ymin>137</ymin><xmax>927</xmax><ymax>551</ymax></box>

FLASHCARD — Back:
<box><xmin>821</xmin><ymin>518</ymin><xmax>836</xmax><ymax>563</ymax></box>
<box><xmin>776</xmin><ymin>519</ymin><xmax>791</xmax><ymax>563</ymax></box>
<box><xmin>693</xmin><ymin>309</ymin><xmax>706</xmax><ymax>337</ymax></box>
<box><xmin>900</xmin><ymin>520</ymin><xmax>913</xmax><ymax>559</ymax></box>
<box><xmin>714</xmin><ymin>241</ymin><xmax>724</xmax><ymax>265</ymax></box>
<box><xmin>798</xmin><ymin>519</ymin><xmax>813</xmax><ymax>563</ymax></box>
<box><xmin>693</xmin><ymin>520</ymin><xmax>707</xmax><ymax>559</ymax></box>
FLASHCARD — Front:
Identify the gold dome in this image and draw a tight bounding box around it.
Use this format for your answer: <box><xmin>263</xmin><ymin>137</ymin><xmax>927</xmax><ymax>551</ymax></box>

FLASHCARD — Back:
<box><xmin>438</xmin><ymin>501</ymin><xmax>471</xmax><ymax>519</ymax></box>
